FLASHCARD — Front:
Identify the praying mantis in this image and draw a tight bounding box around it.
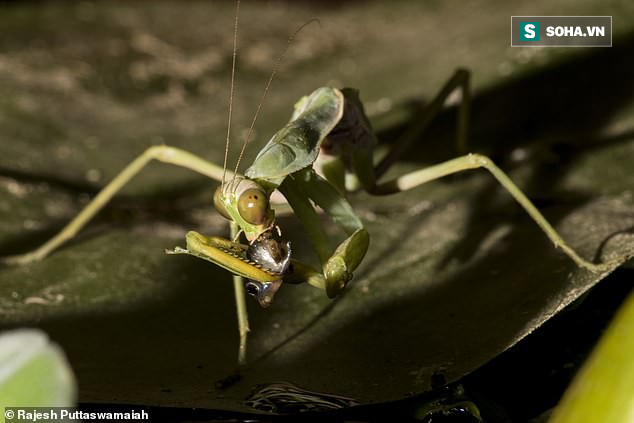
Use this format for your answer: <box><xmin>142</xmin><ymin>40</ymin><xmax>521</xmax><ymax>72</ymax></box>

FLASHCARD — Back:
<box><xmin>1</xmin><ymin>2</ymin><xmax>630</xmax><ymax>370</ymax></box>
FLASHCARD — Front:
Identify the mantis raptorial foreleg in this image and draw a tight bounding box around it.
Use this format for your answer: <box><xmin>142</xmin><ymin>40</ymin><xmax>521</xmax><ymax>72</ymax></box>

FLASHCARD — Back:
<box><xmin>279</xmin><ymin>170</ymin><xmax>369</xmax><ymax>297</ymax></box>
<box><xmin>282</xmin><ymin>71</ymin><xmax>472</xmax><ymax>296</ymax></box>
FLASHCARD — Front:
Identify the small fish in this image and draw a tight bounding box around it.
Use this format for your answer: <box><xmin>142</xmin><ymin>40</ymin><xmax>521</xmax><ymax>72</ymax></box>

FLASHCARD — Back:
<box><xmin>245</xmin><ymin>228</ymin><xmax>291</xmax><ymax>307</ymax></box>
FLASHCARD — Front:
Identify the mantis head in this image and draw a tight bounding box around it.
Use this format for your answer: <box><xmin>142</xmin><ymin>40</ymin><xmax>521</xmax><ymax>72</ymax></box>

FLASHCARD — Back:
<box><xmin>213</xmin><ymin>176</ymin><xmax>290</xmax><ymax>306</ymax></box>
<box><xmin>213</xmin><ymin>176</ymin><xmax>275</xmax><ymax>242</ymax></box>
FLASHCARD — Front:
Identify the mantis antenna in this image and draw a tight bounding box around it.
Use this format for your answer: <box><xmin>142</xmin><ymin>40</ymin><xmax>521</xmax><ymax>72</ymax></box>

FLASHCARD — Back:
<box><xmin>231</xmin><ymin>17</ymin><xmax>321</xmax><ymax>183</ymax></box>
<box><xmin>221</xmin><ymin>0</ymin><xmax>241</xmax><ymax>189</ymax></box>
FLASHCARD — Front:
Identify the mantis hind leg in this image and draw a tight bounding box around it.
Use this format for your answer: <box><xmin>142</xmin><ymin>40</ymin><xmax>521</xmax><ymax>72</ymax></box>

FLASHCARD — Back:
<box><xmin>371</xmin><ymin>154</ymin><xmax>630</xmax><ymax>272</ymax></box>
<box><xmin>375</xmin><ymin>68</ymin><xmax>471</xmax><ymax>179</ymax></box>
<box><xmin>336</xmin><ymin>69</ymin><xmax>470</xmax><ymax>193</ymax></box>
<box><xmin>341</xmin><ymin>73</ymin><xmax>627</xmax><ymax>272</ymax></box>
<box><xmin>1</xmin><ymin>145</ymin><xmax>230</xmax><ymax>265</ymax></box>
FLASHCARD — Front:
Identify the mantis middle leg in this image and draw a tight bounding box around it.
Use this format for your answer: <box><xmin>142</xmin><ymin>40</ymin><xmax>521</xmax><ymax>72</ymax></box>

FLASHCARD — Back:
<box><xmin>1</xmin><ymin>145</ymin><xmax>231</xmax><ymax>265</ymax></box>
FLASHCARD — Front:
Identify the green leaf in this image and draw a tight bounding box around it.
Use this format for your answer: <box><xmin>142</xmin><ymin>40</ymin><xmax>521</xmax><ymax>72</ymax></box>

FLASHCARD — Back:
<box><xmin>0</xmin><ymin>0</ymin><xmax>632</xmax><ymax>413</ymax></box>
<box><xmin>0</xmin><ymin>329</ymin><xmax>76</xmax><ymax>407</ymax></box>
<box><xmin>550</xmin><ymin>291</ymin><xmax>634</xmax><ymax>423</ymax></box>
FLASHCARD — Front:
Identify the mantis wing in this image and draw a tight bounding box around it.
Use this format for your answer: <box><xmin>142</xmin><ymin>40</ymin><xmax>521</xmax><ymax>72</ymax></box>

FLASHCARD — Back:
<box><xmin>245</xmin><ymin>87</ymin><xmax>344</xmax><ymax>187</ymax></box>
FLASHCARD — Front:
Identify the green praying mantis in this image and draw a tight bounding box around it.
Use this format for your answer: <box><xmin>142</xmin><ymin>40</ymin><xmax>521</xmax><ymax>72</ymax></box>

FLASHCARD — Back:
<box><xmin>1</xmin><ymin>2</ymin><xmax>630</xmax><ymax>368</ymax></box>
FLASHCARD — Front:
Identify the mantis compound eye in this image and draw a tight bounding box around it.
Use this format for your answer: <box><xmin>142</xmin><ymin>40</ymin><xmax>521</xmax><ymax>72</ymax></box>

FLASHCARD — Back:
<box><xmin>238</xmin><ymin>188</ymin><xmax>269</xmax><ymax>225</ymax></box>
<box><xmin>213</xmin><ymin>186</ymin><xmax>232</xmax><ymax>220</ymax></box>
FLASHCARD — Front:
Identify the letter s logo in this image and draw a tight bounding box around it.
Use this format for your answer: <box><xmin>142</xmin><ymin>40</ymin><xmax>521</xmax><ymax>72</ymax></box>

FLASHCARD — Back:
<box><xmin>519</xmin><ymin>21</ymin><xmax>540</xmax><ymax>42</ymax></box>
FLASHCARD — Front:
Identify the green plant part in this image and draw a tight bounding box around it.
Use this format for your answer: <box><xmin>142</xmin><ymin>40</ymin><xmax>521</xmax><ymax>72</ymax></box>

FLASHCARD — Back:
<box><xmin>0</xmin><ymin>329</ymin><xmax>76</xmax><ymax>407</ymax></box>
<box><xmin>549</xmin><ymin>290</ymin><xmax>634</xmax><ymax>423</ymax></box>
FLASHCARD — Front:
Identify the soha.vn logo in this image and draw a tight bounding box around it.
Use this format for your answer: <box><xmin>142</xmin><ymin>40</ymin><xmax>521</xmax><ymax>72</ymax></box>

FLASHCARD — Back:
<box><xmin>520</xmin><ymin>22</ymin><xmax>540</xmax><ymax>41</ymax></box>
